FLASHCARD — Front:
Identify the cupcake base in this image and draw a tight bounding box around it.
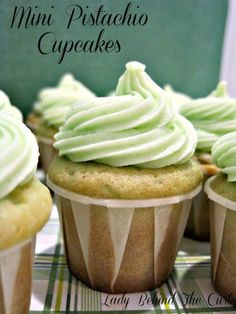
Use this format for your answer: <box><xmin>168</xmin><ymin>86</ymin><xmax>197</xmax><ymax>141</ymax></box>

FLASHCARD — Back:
<box><xmin>0</xmin><ymin>238</ymin><xmax>35</xmax><ymax>314</ymax></box>
<box><xmin>49</xmin><ymin>178</ymin><xmax>201</xmax><ymax>293</ymax></box>
<box><xmin>205</xmin><ymin>176</ymin><xmax>236</xmax><ymax>306</ymax></box>
<box><xmin>210</xmin><ymin>202</ymin><xmax>236</xmax><ymax>305</ymax></box>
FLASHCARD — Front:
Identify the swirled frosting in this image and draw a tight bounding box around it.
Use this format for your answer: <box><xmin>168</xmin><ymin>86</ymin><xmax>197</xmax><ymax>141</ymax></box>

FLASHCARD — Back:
<box><xmin>164</xmin><ymin>85</ymin><xmax>191</xmax><ymax>110</ymax></box>
<box><xmin>0</xmin><ymin>90</ymin><xmax>22</xmax><ymax>120</ymax></box>
<box><xmin>212</xmin><ymin>131</ymin><xmax>236</xmax><ymax>182</ymax></box>
<box><xmin>180</xmin><ymin>82</ymin><xmax>236</xmax><ymax>152</ymax></box>
<box><xmin>0</xmin><ymin>114</ymin><xmax>39</xmax><ymax>199</ymax></box>
<box><xmin>34</xmin><ymin>74</ymin><xmax>95</xmax><ymax>127</ymax></box>
<box><xmin>54</xmin><ymin>62</ymin><xmax>197</xmax><ymax>168</ymax></box>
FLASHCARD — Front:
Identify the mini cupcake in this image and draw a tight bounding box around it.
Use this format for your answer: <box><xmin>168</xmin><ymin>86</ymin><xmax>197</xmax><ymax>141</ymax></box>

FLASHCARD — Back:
<box><xmin>27</xmin><ymin>74</ymin><xmax>95</xmax><ymax>172</ymax></box>
<box><xmin>0</xmin><ymin>114</ymin><xmax>52</xmax><ymax>313</ymax></box>
<box><xmin>0</xmin><ymin>90</ymin><xmax>22</xmax><ymax>120</ymax></box>
<box><xmin>205</xmin><ymin>131</ymin><xmax>236</xmax><ymax>305</ymax></box>
<box><xmin>181</xmin><ymin>82</ymin><xmax>236</xmax><ymax>240</ymax></box>
<box><xmin>47</xmin><ymin>62</ymin><xmax>203</xmax><ymax>293</ymax></box>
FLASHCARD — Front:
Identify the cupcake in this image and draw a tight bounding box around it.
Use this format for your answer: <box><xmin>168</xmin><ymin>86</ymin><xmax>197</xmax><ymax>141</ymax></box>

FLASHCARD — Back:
<box><xmin>205</xmin><ymin>131</ymin><xmax>236</xmax><ymax>305</ymax></box>
<box><xmin>0</xmin><ymin>90</ymin><xmax>22</xmax><ymax>120</ymax></box>
<box><xmin>164</xmin><ymin>84</ymin><xmax>191</xmax><ymax>110</ymax></box>
<box><xmin>0</xmin><ymin>114</ymin><xmax>52</xmax><ymax>313</ymax></box>
<box><xmin>27</xmin><ymin>74</ymin><xmax>95</xmax><ymax>173</ymax></box>
<box><xmin>180</xmin><ymin>82</ymin><xmax>236</xmax><ymax>240</ymax></box>
<box><xmin>47</xmin><ymin>61</ymin><xmax>203</xmax><ymax>293</ymax></box>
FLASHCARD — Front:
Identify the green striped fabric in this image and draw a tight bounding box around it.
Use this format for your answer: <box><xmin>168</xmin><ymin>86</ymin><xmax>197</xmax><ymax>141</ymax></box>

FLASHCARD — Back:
<box><xmin>30</xmin><ymin>205</ymin><xmax>235</xmax><ymax>313</ymax></box>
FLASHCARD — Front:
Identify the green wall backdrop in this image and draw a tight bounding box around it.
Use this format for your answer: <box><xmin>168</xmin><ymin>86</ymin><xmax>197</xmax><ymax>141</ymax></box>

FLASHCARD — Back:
<box><xmin>0</xmin><ymin>0</ymin><xmax>228</xmax><ymax>115</ymax></box>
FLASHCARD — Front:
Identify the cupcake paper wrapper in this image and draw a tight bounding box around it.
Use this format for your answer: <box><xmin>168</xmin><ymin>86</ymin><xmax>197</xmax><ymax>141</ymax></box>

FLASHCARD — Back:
<box><xmin>0</xmin><ymin>238</ymin><xmax>35</xmax><ymax>314</ymax></box>
<box><xmin>205</xmin><ymin>177</ymin><xmax>236</xmax><ymax>303</ymax></box>
<box><xmin>26</xmin><ymin>121</ymin><xmax>38</xmax><ymax>134</ymax></box>
<box><xmin>49</xmin><ymin>178</ymin><xmax>201</xmax><ymax>293</ymax></box>
<box><xmin>185</xmin><ymin>174</ymin><xmax>210</xmax><ymax>240</ymax></box>
<box><xmin>37</xmin><ymin>136</ymin><xmax>57</xmax><ymax>173</ymax></box>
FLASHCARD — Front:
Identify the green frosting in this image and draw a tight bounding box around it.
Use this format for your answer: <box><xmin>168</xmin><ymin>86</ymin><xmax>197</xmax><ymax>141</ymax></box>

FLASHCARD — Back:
<box><xmin>55</xmin><ymin>62</ymin><xmax>197</xmax><ymax>168</ymax></box>
<box><xmin>164</xmin><ymin>84</ymin><xmax>191</xmax><ymax>110</ymax></box>
<box><xmin>180</xmin><ymin>82</ymin><xmax>236</xmax><ymax>152</ymax></box>
<box><xmin>34</xmin><ymin>74</ymin><xmax>95</xmax><ymax>127</ymax></box>
<box><xmin>0</xmin><ymin>90</ymin><xmax>22</xmax><ymax>120</ymax></box>
<box><xmin>0</xmin><ymin>114</ymin><xmax>39</xmax><ymax>199</ymax></box>
<box><xmin>212</xmin><ymin>131</ymin><xmax>236</xmax><ymax>182</ymax></box>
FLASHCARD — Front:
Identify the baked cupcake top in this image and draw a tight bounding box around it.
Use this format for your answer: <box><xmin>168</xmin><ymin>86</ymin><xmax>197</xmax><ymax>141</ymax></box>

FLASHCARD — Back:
<box><xmin>0</xmin><ymin>90</ymin><xmax>22</xmax><ymax>120</ymax></box>
<box><xmin>55</xmin><ymin>61</ymin><xmax>197</xmax><ymax>168</ymax></box>
<box><xmin>0</xmin><ymin>114</ymin><xmax>51</xmax><ymax>250</ymax></box>
<box><xmin>180</xmin><ymin>82</ymin><xmax>236</xmax><ymax>152</ymax></box>
<box><xmin>49</xmin><ymin>156</ymin><xmax>202</xmax><ymax>199</ymax></box>
<box><xmin>164</xmin><ymin>84</ymin><xmax>191</xmax><ymax>110</ymax></box>
<box><xmin>34</xmin><ymin>74</ymin><xmax>95</xmax><ymax>128</ymax></box>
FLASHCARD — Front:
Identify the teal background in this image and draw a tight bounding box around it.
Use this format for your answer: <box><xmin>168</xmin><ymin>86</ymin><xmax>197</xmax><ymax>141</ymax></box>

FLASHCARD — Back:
<box><xmin>0</xmin><ymin>0</ymin><xmax>228</xmax><ymax>116</ymax></box>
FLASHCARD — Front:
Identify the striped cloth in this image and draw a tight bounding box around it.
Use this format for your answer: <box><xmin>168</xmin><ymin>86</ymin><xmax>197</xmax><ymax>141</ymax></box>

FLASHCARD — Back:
<box><xmin>30</xmin><ymin>205</ymin><xmax>235</xmax><ymax>313</ymax></box>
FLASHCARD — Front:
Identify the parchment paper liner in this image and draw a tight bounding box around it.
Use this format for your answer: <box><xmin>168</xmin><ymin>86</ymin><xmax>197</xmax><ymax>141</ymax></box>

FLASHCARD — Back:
<box><xmin>185</xmin><ymin>174</ymin><xmax>211</xmax><ymax>240</ymax></box>
<box><xmin>0</xmin><ymin>238</ymin><xmax>35</xmax><ymax>314</ymax></box>
<box><xmin>37</xmin><ymin>136</ymin><xmax>57</xmax><ymax>174</ymax></box>
<box><xmin>205</xmin><ymin>176</ymin><xmax>236</xmax><ymax>304</ymax></box>
<box><xmin>48</xmin><ymin>177</ymin><xmax>201</xmax><ymax>293</ymax></box>
<box><xmin>26</xmin><ymin>121</ymin><xmax>38</xmax><ymax>134</ymax></box>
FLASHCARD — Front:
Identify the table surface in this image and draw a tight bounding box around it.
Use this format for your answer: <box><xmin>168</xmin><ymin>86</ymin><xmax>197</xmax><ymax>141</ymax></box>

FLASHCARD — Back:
<box><xmin>30</xmin><ymin>175</ymin><xmax>235</xmax><ymax>313</ymax></box>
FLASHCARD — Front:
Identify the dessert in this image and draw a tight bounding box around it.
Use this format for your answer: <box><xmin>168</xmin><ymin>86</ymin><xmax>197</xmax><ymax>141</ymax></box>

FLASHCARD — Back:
<box><xmin>0</xmin><ymin>114</ymin><xmax>52</xmax><ymax>313</ymax></box>
<box><xmin>164</xmin><ymin>84</ymin><xmax>191</xmax><ymax>110</ymax></box>
<box><xmin>205</xmin><ymin>131</ymin><xmax>236</xmax><ymax>305</ymax></box>
<box><xmin>0</xmin><ymin>90</ymin><xmax>22</xmax><ymax>120</ymax></box>
<box><xmin>47</xmin><ymin>61</ymin><xmax>203</xmax><ymax>293</ymax></box>
<box><xmin>181</xmin><ymin>82</ymin><xmax>235</xmax><ymax>240</ymax></box>
<box><xmin>27</xmin><ymin>74</ymin><xmax>95</xmax><ymax>172</ymax></box>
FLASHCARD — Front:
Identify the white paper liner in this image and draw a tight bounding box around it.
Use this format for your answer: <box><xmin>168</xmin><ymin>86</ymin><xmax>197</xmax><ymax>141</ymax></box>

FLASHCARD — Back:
<box><xmin>210</xmin><ymin>202</ymin><xmax>227</xmax><ymax>282</ymax></box>
<box><xmin>205</xmin><ymin>176</ymin><xmax>236</xmax><ymax>211</ymax></box>
<box><xmin>47</xmin><ymin>177</ymin><xmax>202</xmax><ymax>208</ymax></box>
<box><xmin>52</xmin><ymin>178</ymin><xmax>200</xmax><ymax>293</ymax></box>
<box><xmin>108</xmin><ymin>206</ymin><xmax>134</xmax><ymax>289</ymax></box>
<box><xmin>205</xmin><ymin>176</ymin><xmax>236</xmax><ymax>291</ymax></box>
<box><xmin>0</xmin><ymin>238</ymin><xmax>35</xmax><ymax>314</ymax></box>
<box><xmin>71</xmin><ymin>201</ymin><xmax>92</xmax><ymax>284</ymax></box>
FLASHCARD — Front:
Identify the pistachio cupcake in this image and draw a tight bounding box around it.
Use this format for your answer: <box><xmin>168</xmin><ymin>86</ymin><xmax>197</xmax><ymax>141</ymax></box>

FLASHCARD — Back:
<box><xmin>181</xmin><ymin>82</ymin><xmax>236</xmax><ymax>240</ymax></box>
<box><xmin>205</xmin><ymin>131</ymin><xmax>236</xmax><ymax>305</ymax></box>
<box><xmin>47</xmin><ymin>62</ymin><xmax>203</xmax><ymax>293</ymax></box>
<box><xmin>27</xmin><ymin>74</ymin><xmax>95</xmax><ymax>172</ymax></box>
<box><xmin>0</xmin><ymin>114</ymin><xmax>52</xmax><ymax>313</ymax></box>
<box><xmin>0</xmin><ymin>90</ymin><xmax>22</xmax><ymax>120</ymax></box>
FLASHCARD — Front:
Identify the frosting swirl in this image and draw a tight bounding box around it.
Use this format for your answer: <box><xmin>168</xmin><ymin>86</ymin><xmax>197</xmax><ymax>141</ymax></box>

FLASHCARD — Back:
<box><xmin>164</xmin><ymin>85</ymin><xmax>191</xmax><ymax>110</ymax></box>
<box><xmin>180</xmin><ymin>82</ymin><xmax>236</xmax><ymax>152</ymax></box>
<box><xmin>34</xmin><ymin>74</ymin><xmax>95</xmax><ymax>127</ymax></box>
<box><xmin>212</xmin><ymin>131</ymin><xmax>236</xmax><ymax>182</ymax></box>
<box><xmin>0</xmin><ymin>114</ymin><xmax>39</xmax><ymax>199</ymax></box>
<box><xmin>0</xmin><ymin>90</ymin><xmax>22</xmax><ymax>120</ymax></box>
<box><xmin>55</xmin><ymin>62</ymin><xmax>197</xmax><ymax>168</ymax></box>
